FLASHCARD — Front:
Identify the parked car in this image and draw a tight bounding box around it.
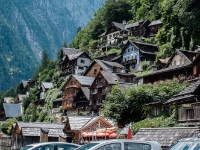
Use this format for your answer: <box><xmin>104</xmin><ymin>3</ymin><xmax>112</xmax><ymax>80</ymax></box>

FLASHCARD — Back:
<box><xmin>168</xmin><ymin>137</ymin><xmax>200</xmax><ymax>150</ymax></box>
<box><xmin>76</xmin><ymin>139</ymin><xmax>162</xmax><ymax>150</ymax></box>
<box><xmin>20</xmin><ymin>142</ymin><xmax>80</xmax><ymax>150</ymax></box>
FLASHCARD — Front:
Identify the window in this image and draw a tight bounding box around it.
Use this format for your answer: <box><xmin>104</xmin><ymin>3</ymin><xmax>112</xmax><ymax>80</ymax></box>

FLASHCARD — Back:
<box><xmin>139</xmin><ymin>30</ymin><xmax>142</xmax><ymax>34</ymax></box>
<box><xmin>128</xmin><ymin>48</ymin><xmax>130</xmax><ymax>52</ymax></box>
<box><xmin>96</xmin><ymin>79</ymin><xmax>98</xmax><ymax>84</ymax></box>
<box><xmin>97</xmin><ymin>99</ymin><xmax>102</xmax><ymax>105</ymax></box>
<box><xmin>94</xmin><ymin>69</ymin><xmax>97</xmax><ymax>74</ymax></box>
<box><xmin>93</xmin><ymin>88</ymin><xmax>98</xmax><ymax>93</ymax></box>
<box><xmin>179</xmin><ymin>59</ymin><xmax>182</xmax><ymax>65</ymax></box>
<box><xmin>152</xmin><ymin>26</ymin><xmax>154</xmax><ymax>29</ymax></box>
<box><xmin>109</xmin><ymin>35</ymin><xmax>112</xmax><ymax>39</ymax></box>
<box><xmin>97</xmin><ymin>143</ymin><xmax>121</xmax><ymax>150</ymax></box>
<box><xmin>124</xmin><ymin>142</ymin><xmax>151</xmax><ymax>150</ymax></box>
<box><xmin>89</xmin><ymin>100</ymin><xmax>92</xmax><ymax>105</ymax></box>
<box><xmin>174</xmin><ymin>60</ymin><xmax>176</xmax><ymax>66</ymax></box>
<box><xmin>131</xmin><ymin>47</ymin><xmax>133</xmax><ymax>51</ymax></box>
<box><xmin>80</xmin><ymin>59</ymin><xmax>85</xmax><ymax>64</ymax></box>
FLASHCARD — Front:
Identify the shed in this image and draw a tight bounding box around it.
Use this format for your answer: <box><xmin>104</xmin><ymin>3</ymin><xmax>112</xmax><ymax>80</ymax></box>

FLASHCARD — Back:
<box><xmin>12</xmin><ymin>122</ymin><xmax>64</xmax><ymax>149</ymax></box>
<box><xmin>132</xmin><ymin>127</ymin><xmax>198</xmax><ymax>149</ymax></box>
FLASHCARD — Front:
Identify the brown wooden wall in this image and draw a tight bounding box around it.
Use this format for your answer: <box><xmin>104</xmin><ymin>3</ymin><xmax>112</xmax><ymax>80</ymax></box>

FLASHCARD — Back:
<box><xmin>178</xmin><ymin>102</ymin><xmax>200</xmax><ymax>123</ymax></box>
<box><xmin>62</xmin><ymin>77</ymin><xmax>81</xmax><ymax>110</ymax></box>
<box><xmin>85</xmin><ymin>63</ymin><xmax>102</xmax><ymax>78</ymax></box>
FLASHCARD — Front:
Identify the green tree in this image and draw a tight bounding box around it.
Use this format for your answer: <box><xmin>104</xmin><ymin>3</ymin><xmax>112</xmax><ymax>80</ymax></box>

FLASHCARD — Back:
<box><xmin>1</xmin><ymin>118</ymin><xmax>17</xmax><ymax>135</ymax></box>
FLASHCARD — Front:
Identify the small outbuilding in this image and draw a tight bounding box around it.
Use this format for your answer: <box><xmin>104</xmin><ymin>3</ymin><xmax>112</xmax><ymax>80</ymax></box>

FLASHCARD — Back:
<box><xmin>132</xmin><ymin>127</ymin><xmax>199</xmax><ymax>149</ymax></box>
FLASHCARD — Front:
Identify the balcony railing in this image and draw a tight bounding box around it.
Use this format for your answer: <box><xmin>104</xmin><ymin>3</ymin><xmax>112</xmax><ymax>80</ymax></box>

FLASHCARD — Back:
<box><xmin>121</xmin><ymin>59</ymin><xmax>137</xmax><ymax>65</ymax></box>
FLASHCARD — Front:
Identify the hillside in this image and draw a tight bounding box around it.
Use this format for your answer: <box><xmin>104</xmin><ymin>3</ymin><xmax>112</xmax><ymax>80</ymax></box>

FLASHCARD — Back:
<box><xmin>0</xmin><ymin>0</ymin><xmax>105</xmax><ymax>91</ymax></box>
<box><xmin>71</xmin><ymin>0</ymin><xmax>200</xmax><ymax>59</ymax></box>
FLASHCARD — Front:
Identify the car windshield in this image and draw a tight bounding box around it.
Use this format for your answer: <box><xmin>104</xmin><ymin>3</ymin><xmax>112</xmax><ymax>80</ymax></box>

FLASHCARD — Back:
<box><xmin>20</xmin><ymin>146</ymin><xmax>34</xmax><ymax>150</ymax></box>
<box><xmin>76</xmin><ymin>143</ymin><xmax>100</xmax><ymax>150</ymax></box>
<box><xmin>168</xmin><ymin>141</ymin><xmax>200</xmax><ymax>150</ymax></box>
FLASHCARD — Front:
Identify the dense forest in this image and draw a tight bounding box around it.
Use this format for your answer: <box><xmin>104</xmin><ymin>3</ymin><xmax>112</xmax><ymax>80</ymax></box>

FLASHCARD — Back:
<box><xmin>71</xmin><ymin>0</ymin><xmax>200</xmax><ymax>60</ymax></box>
<box><xmin>0</xmin><ymin>0</ymin><xmax>104</xmax><ymax>91</ymax></box>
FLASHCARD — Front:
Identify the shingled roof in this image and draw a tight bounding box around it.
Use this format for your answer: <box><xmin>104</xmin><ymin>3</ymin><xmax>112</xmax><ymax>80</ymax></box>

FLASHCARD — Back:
<box><xmin>148</xmin><ymin>20</ymin><xmax>162</xmax><ymax>26</ymax></box>
<box><xmin>132</xmin><ymin>127</ymin><xmax>198</xmax><ymax>148</ymax></box>
<box><xmin>112</xmin><ymin>22</ymin><xmax>128</xmax><ymax>31</ymax></box>
<box><xmin>62</xmin><ymin>48</ymin><xmax>81</xmax><ymax>56</ymax></box>
<box><xmin>73</xmin><ymin>75</ymin><xmax>95</xmax><ymax>86</ymax></box>
<box><xmin>15</xmin><ymin>122</ymin><xmax>64</xmax><ymax>137</ymax></box>
<box><xmin>101</xmin><ymin>60</ymin><xmax>124</xmax><ymax>68</ymax></box>
<box><xmin>100</xmin><ymin>71</ymin><xmax>120</xmax><ymax>84</ymax></box>
<box><xmin>3</xmin><ymin>103</ymin><xmax>22</xmax><ymax>117</ymax></box>
<box><xmin>164</xmin><ymin>80</ymin><xmax>200</xmax><ymax>104</ymax></box>
<box><xmin>64</xmin><ymin>116</ymin><xmax>114</xmax><ymax>130</ymax></box>
<box><xmin>41</xmin><ymin>82</ymin><xmax>53</xmax><ymax>89</ymax></box>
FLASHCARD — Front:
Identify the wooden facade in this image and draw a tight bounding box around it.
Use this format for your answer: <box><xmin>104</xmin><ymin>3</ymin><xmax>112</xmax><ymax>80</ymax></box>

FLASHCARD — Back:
<box><xmin>89</xmin><ymin>71</ymin><xmax>120</xmax><ymax>113</ymax></box>
<box><xmin>60</xmin><ymin>51</ymin><xmax>91</xmax><ymax>77</ymax></box>
<box><xmin>63</xmin><ymin>116</ymin><xmax>114</xmax><ymax>144</ymax></box>
<box><xmin>61</xmin><ymin>75</ymin><xmax>94</xmax><ymax>114</ymax></box>
<box><xmin>126</xmin><ymin>20</ymin><xmax>150</xmax><ymax>37</ymax></box>
<box><xmin>138</xmin><ymin>49</ymin><xmax>200</xmax><ymax>84</ymax></box>
<box><xmin>11</xmin><ymin>122</ymin><xmax>64</xmax><ymax>149</ymax></box>
<box><xmin>148</xmin><ymin>20</ymin><xmax>162</xmax><ymax>36</ymax></box>
<box><xmin>84</xmin><ymin>59</ymin><xmax>124</xmax><ymax>78</ymax></box>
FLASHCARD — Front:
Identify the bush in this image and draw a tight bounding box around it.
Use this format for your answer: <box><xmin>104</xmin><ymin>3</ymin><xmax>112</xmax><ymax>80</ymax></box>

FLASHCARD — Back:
<box><xmin>141</xmin><ymin>61</ymin><xmax>149</xmax><ymax>71</ymax></box>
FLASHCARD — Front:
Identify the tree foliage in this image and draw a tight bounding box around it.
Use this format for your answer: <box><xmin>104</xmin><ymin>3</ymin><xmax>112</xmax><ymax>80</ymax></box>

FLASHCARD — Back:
<box><xmin>1</xmin><ymin>118</ymin><xmax>17</xmax><ymax>135</ymax></box>
<box><xmin>101</xmin><ymin>79</ymin><xmax>188</xmax><ymax>125</ymax></box>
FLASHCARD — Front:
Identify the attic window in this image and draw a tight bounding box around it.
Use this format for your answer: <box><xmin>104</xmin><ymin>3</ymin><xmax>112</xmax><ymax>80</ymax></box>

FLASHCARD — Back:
<box><xmin>94</xmin><ymin>69</ymin><xmax>97</xmax><ymax>74</ymax></box>
<box><xmin>174</xmin><ymin>60</ymin><xmax>176</xmax><ymax>66</ymax></box>
<box><xmin>80</xmin><ymin>59</ymin><xmax>85</xmax><ymax>64</ymax></box>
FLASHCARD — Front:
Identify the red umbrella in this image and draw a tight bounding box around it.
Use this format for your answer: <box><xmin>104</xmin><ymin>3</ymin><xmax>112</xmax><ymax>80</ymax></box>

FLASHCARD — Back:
<box><xmin>127</xmin><ymin>126</ymin><xmax>132</xmax><ymax>139</ymax></box>
<box><xmin>109</xmin><ymin>133</ymin><xmax>118</xmax><ymax>139</ymax></box>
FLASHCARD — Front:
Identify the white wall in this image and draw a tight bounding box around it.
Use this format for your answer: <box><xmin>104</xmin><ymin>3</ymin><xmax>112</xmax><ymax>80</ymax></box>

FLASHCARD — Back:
<box><xmin>77</xmin><ymin>57</ymin><xmax>90</xmax><ymax>67</ymax></box>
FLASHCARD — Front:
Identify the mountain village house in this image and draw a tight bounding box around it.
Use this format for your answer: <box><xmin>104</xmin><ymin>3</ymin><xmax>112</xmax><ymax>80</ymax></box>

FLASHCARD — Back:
<box><xmin>60</xmin><ymin>48</ymin><xmax>91</xmax><ymax>78</ymax></box>
<box><xmin>121</xmin><ymin>40</ymin><xmax>158</xmax><ymax>72</ymax></box>
<box><xmin>148</xmin><ymin>20</ymin><xmax>162</xmax><ymax>36</ymax></box>
<box><xmin>61</xmin><ymin>75</ymin><xmax>94</xmax><ymax>115</ymax></box>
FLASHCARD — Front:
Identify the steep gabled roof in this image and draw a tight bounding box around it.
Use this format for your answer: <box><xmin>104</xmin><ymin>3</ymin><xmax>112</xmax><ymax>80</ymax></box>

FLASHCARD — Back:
<box><xmin>41</xmin><ymin>82</ymin><xmax>53</xmax><ymax>89</ymax></box>
<box><xmin>148</xmin><ymin>20</ymin><xmax>162</xmax><ymax>26</ymax></box>
<box><xmin>64</xmin><ymin>116</ymin><xmax>114</xmax><ymax>131</ymax></box>
<box><xmin>22</xmin><ymin>80</ymin><xmax>28</xmax><ymax>88</ymax></box>
<box><xmin>164</xmin><ymin>80</ymin><xmax>200</xmax><ymax>104</ymax></box>
<box><xmin>68</xmin><ymin>51</ymin><xmax>91</xmax><ymax>61</ymax></box>
<box><xmin>125</xmin><ymin>20</ymin><xmax>148</xmax><ymax>29</ymax></box>
<box><xmin>72</xmin><ymin>75</ymin><xmax>95</xmax><ymax>86</ymax></box>
<box><xmin>100</xmin><ymin>71</ymin><xmax>120</xmax><ymax>84</ymax></box>
<box><xmin>62</xmin><ymin>48</ymin><xmax>81</xmax><ymax>56</ymax></box>
<box><xmin>112</xmin><ymin>22</ymin><xmax>128</xmax><ymax>31</ymax></box>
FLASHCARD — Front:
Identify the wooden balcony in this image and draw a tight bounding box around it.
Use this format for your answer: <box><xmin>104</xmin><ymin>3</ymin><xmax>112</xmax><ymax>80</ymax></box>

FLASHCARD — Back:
<box><xmin>178</xmin><ymin>102</ymin><xmax>200</xmax><ymax>125</ymax></box>
<box><xmin>89</xmin><ymin>104</ymin><xmax>99</xmax><ymax>110</ymax></box>
<box><xmin>121</xmin><ymin>59</ymin><xmax>137</xmax><ymax>65</ymax></box>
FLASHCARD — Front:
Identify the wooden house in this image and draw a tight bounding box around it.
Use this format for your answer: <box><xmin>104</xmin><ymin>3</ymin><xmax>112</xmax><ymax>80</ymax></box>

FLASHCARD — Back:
<box><xmin>11</xmin><ymin>122</ymin><xmax>64</xmax><ymax>149</ymax></box>
<box><xmin>63</xmin><ymin>116</ymin><xmax>114</xmax><ymax>144</ymax></box>
<box><xmin>83</xmin><ymin>59</ymin><xmax>125</xmax><ymax>78</ymax></box>
<box><xmin>89</xmin><ymin>71</ymin><xmax>133</xmax><ymax>114</ymax></box>
<box><xmin>121</xmin><ymin>40</ymin><xmax>158</xmax><ymax>72</ymax></box>
<box><xmin>153</xmin><ymin>58</ymin><xmax>169</xmax><ymax>71</ymax></box>
<box><xmin>125</xmin><ymin>20</ymin><xmax>150</xmax><ymax>37</ymax></box>
<box><xmin>94</xmin><ymin>53</ymin><xmax>118</xmax><ymax>61</ymax></box>
<box><xmin>61</xmin><ymin>75</ymin><xmax>94</xmax><ymax>115</ymax></box>
<box><xmin>99</xmin><ymin>21</ymin><xmax>129</xmax><ymax>49</ymax></box>
<box><xmin>148</xmin><ymin>20</ymin><xmax>162</xmax><ymax>36</ymax></box>
<box><xmin>137</xmin><ymin>49</ymin><xmax>200</xmax><ymax>84</ymax></box>
<box><xmin>18</xmin><ymin>79</ymin><xmax>37</xmax><ymax>95</ymax></box>
<box><xmin>35</xmin><ymin>82</ymin><xmax>53</xmax><ymax>106</ymax></box>
<box><xmin>60</xmin><ymin>50</ymin><xmax>91</xmax><ymax>77</ymax></box>
<box><xmin>164</xmin><ymin>80</ymin><xmax>200</xmax><ymax>126</ymax></box>
<box><xmin>132</xmin><ymin>127</ymin><xmax>198</xmax><ymax>149</ymax></box>
<box><xmin>15</xmin><ymin>94</ymin><xmax>26</xmax><ymax>103</ymax></box>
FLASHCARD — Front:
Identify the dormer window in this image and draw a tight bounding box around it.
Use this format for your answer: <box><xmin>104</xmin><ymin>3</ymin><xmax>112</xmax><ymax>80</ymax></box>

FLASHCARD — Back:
<box><xmin>174</xmin><ymin>60</ymin><xmax>176</xmax><ymax>66</ymax></box>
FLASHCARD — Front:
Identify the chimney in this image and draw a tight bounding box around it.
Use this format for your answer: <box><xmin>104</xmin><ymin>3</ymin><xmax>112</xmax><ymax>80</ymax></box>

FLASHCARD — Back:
<box><xmin>122</xmin><ymin>20</ymin><xmax>126</xmax><ymax>25</ymax></box>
